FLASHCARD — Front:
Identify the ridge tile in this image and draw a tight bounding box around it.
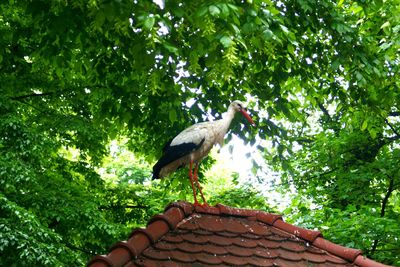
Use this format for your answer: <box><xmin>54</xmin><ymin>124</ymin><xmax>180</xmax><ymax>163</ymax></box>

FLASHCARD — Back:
<box><xmin>313</xmin><ymin>237</ymin><xmax>362</xmax><ymax>262</ymax></box>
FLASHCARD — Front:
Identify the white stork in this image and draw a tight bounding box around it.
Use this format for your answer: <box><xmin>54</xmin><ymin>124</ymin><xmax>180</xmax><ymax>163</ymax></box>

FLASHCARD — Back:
<box><xmin>152</xmin><ymin>100</ymin><xmax>255</xmax><ymax>206</ymax></box>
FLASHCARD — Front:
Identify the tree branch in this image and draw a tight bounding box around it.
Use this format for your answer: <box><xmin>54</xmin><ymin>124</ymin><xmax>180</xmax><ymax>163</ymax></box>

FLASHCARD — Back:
<box><xmin>10</xmin><ymin>92</ymin><xmax>55</xmax><ymax>100</ymax></box>
<box><xmin>380</xmin><ymin>175</ymin><xmax>395</xmax><ymax>218</ymax></box>
<box><xmin>12</xmin><ymin>98</ymin><xmax>47</xmax><ymax>115</ymax></box>
<box><xmin>307</xmin><ymin>167</ymin><xmax>338</xmax><ymax>180</ymax></box>
<box><xmin>315</xmin><ymin>97</ymin><xmax>340</xmax><ymax>135</ymax></box>
<box><xmin>386</xmin><ymin>135</ymin><xmax>400</xmax><ymax>143</ymax></box>
<box><xmin>99</xmin><ymin>204</ymin><xmax>148</xmax><ymax>210</ymax></box>
<box><xmin>370</xmin><ymin>174</ymin><xmax>395</xmax><ymax>255</ymax></box>
<box><xmin>65</xmin><ymin>242</ymin><xmax>95</xmax><ymax>256</ymax></box>
<box><xmin>385</xmin><ymin>118</ymin><xmax>400</xmax><ymax>138</ymax></box>
<box><xmin>125</xmin><ymin>204</ymin><xmax>147</xmax><ymax>209</ymax></box>
<box><xmin>293</xmin><ymin>137</ymin><xmax>314</xmax><ymax>144</ymax></box>
<box><xmin>316</xmin><ymin>99</ymin><xmax>332</xmax><ymax>121</ymax></box>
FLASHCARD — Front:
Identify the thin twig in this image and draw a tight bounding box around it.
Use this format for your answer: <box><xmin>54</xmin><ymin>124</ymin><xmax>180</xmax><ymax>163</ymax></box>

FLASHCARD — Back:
<box><xmin>385</xmin><ymin>118</ymin><xmax>400</xmax><ymax>138</ymax></box>
<box><xmin>10</xmin><ymin>92</ymin><xmax>55</xmax><ymax>100</ymax></box>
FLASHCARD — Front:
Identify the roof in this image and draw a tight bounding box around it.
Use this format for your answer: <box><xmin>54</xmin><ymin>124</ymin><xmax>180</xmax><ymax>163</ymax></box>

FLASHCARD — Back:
<box><xmin>88</xmin><ymin>201</ymin><xmax>390</xmax><ymax>267</ymax></box>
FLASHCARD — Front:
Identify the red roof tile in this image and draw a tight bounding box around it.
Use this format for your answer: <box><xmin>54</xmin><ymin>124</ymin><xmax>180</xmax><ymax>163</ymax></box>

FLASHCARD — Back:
<box><xmin>88</xmin><ymin>201</ymin><xmax>392</xmax><ymax>267</ymax></box>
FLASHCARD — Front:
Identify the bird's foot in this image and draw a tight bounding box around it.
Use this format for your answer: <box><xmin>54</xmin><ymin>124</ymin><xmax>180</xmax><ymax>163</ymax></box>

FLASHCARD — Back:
<box><xmin>193</xmin><ymin>201</ymin><xmax>210</xmax><ymax>208</ymax></box>
<box><xmin>200</xmin><ymin>202</ymin><xmax>210</xmax><ymax>208</ymax></box>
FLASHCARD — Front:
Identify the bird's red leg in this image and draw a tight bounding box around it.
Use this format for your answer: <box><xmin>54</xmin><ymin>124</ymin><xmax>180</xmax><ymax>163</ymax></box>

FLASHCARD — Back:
<box><xmin>188</xmin><ymin>160</ymin><xmax>199</xmax><ymax>205</ymax></box>
<box><xmin>193</xmin><ymin>163</ymin><xmax>209</xmax><ymax>207</ymax></box>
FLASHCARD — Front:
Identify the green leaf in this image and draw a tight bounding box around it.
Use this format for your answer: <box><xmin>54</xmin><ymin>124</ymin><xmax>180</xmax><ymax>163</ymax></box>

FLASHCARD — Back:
<box><xmin>143</xmin><ymin>16</ymin><xmax>155</xmax><ymax>31</ymax></box>
<box><xmin>368</xmin><ymin>127</ymin><xmax>377</xmax><ymax>139</ymax></box>
<box><xmin>280</xmin><ymin>24</ymin><xmax>289</xmax><ymax>34</ymax></box>
<box><xmin>379</xmin><ymin>42</ymin><xmax>391</xmax><ymax>51</ymax></box>
<box><xmin>220</xmin><ymin>36</ymin><xmax>232</xmax><ymax>48</ymax></box>
<box><xmin>163</xmin><ymin>42</ymin><xmax>179</xmax><ymax>54</ymax></box>
<box><xmin>196</xmin><ymin>6</ymin><xmax>208</xmax><ymax>17</ymax></box>
<box><xmin>380</xmin><ymin>21</ymin><xmax>390</xmax><ymax>29</ymax></box>
<box><xmin>361</xmin><ymin>120</ymin><xmax>368</xmax><ymax>131</ymax></box>
<box><xmin>355</xmin><ymin>71</ymin><xmax>363</xmax><ymax>81</ymax></box>
<box><xmin>219</xmin><ymin>4</ymin><xmax>230</xmax><ymax>18</ymax></box>
<box><xmin>287</xmin><ymin>44</ymin><xmax>294</xmax><ymax>55</ymax></box>
<box><xmin>94</xmin><ymin>12</ymin><xmax>106</xmax><ymax>28</ymax></box>
<box><xmin>332</xmin><ymin>60</ymin><xmax>340</xmax><ymax>70</ymax></box>
<box><xmin>169</xmin><ymin>109</ymin><xmax>177</xmax><ymax>122</ymax></box>
<box><xmin>262</xmin><ymin>29</ymin><xmax>273</xmax><ymax>40</ymax></box>
<box><xmin>209</xmin><ymin>5</ymin><xmax>220</xmax><ymax>17</ymax></box>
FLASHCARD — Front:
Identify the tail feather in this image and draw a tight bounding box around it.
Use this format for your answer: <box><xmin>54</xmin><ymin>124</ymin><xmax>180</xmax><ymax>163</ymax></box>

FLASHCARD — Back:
<box><xmin>152</xmin><ymin>162</ymin><xmax>163</xmax><ymax>180</ymax></box>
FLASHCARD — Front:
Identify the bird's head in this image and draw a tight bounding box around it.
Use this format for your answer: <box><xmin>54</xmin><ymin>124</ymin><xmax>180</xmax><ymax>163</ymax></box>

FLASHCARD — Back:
<box><xmin>230</xmin><ymin>100</ymin><xmax>256</xmax><ymax>126</ymax></box>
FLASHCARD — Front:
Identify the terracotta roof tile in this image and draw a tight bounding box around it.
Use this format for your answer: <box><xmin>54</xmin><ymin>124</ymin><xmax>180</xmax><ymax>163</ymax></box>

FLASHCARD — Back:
<box><xmin>241</xmin><ymin>232</ymin><xmax>264</xmax><ymax>239</ymax></box>
<box><xmin>88</xmin><ymin>201</ymin><xmax>391</xmax><ymax>267</ymax></box>
<box><xmin>256</xmin><ymin>211</ymin><xmax>283</xmax><ymax>225</ymax></box>
<box><xmin>273</xmin><ymin>219</ymin><xmax>322</xmax><ymax>242</ymax></box>
<box><xmin>303</xmin><ymin>251</ymin><xmax>331</xmax><ymax>263</ymax></box>
<box><xmin>196</xmin><ymin>252</ymin><xmax>225</xmax><ymax>265</ymax></box>
<box><xmin>253</xmin><ymin>247</ymin><xmax>279</xmax><ymax>259</ymax></box>
<box><xmin>265</xmin><ymin>232</ymin><xmax>289</xmax><ymax>241</ymax></box>
<box><xmin>244</xmin><ymin>220</ymin><xmax>271</xmax><ymax>236</ymax></box>
<box><xmin>246</xmin><ymin>256</ymin><xmax>277</xmax><ymax>267</ymax></box>
<box><xmin>202</xmin><ymin>243</ymin><xmax>228</xmax><ymax>255</ymax></box>
<box><xmin>258</xmin><ymin>238</ymin><xmax>281</xmax><ymax>249</ymax></box>
<box><xmin>354</xmin><ymin>255</ymin><xmax>392</xmax><ymax>267</ymax></box>
<box><xmin>216</xmin><ymin>231</ymin><xmax>239</xmax><ymax>238</ymax></box>
<box><xmin>232</xmin><ymin>236</ymin><xmax>259</xmax><ymax>248</ymax></box>
<box><xmin>280</xmin><ymin>240</ymin><xmax>308</xmax><ymax>252</ymax></box>
<box><xmin>217</xmin><ymin>203</ymin><xmax>259</xmax><ymax>217</ymax></box>
<box><xmin>313</xmin><ymin>237</ymin><xmax>362</xmax><ymax>262</ymax></box>
<box><xmin>279</xmin><ymin>250</ymin><xmax>303</xmax><ymax>261</ymax></box>
<box><xmin>162</xmin><ymin>233</ymin><xmax>183</xmax><ymax>243</ymax></box>
<box><xmin>165</xmin><ymin>201</ymin><xmax>194</xmax><ymax>216</ymax></box>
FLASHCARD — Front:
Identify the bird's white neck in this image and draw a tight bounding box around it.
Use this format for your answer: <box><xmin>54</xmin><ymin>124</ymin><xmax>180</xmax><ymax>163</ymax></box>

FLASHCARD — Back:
<box><xmin>224</xmin><ymin>105</ymin><xmax>237</xmax><ymax>120</ymax></box>
<box><xmin>219</xmin><ymin>105</ymin><xmax>237</xmax><ymax>132</ymax></box>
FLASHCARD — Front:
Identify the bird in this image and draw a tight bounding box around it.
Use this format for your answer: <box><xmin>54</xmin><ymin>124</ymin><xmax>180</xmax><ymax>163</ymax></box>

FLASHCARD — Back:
<box><xmin>152</xmin><ymin>100</ymin><xmax>256</xmax><ymax>206</ymax></box>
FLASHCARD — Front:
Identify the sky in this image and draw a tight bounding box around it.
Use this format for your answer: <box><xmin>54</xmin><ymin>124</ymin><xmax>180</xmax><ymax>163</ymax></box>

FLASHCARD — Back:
<box><xmin>210</xmin><ymin>134</ymin><xmax>293</xmax><ymax>210</ymax></box>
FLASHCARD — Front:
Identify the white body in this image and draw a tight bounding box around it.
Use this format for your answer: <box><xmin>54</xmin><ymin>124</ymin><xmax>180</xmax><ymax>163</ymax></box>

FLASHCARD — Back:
<box><xmin>158</xmin><ymin>103</ymin><xmax>241</xmax><ymax>178</ymax></box>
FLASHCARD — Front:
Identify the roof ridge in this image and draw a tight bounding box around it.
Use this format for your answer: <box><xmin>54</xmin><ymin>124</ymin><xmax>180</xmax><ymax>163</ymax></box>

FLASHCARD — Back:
<box><xmin>88</xmin><ymin>201</ymin><xmax>392</xmax><ymax>267</ymax></box>
<box><xmin>89</xmin><ymin>201</ymin><xmax>190</xmax><ymax>266</ymax></box>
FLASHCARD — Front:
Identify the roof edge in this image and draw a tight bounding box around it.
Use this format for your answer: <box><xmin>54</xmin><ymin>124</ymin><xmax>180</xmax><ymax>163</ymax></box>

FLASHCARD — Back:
<box><xmin>273</xmin><ymin>219</ymin><xmax>322</xmax><ymax>243</ymax></box>
<box><xmin>164</xmin><ymin>200</ymin><xmax>195</xmax><ymax>216</ymax></box>
<box><xmin>256</xmin><ymin>211</ymin><xmax>283</xmax><ymax>225</ymax></box>
<box><xmin>88</xmin><ymin>201</ymin><xmax>392</xmax><ymax>267</ymax></box>
<box><xmin>216</xmin><ymin>203</ymin><xmax>260</xmax><ymax>217</ymax></box>
<box><xmin>313</xmin><ymin>237</ymin><xmax>362</xmax><ymax>262</ymax></box>
<box><xmin>88</xmin><ymin>201</ymin><xmax>190</xmax><ymax>267</ymax></box>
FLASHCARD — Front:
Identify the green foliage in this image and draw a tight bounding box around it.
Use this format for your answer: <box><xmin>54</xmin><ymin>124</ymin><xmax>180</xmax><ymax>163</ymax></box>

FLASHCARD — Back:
<box><xmin>1</xmin><ymin>0</ymin><xmax>399</xmax><ymax>265</ymax></box>
<box><xmin>208</xmin><ymin>184</ymin><xmax>271</xmax><ymax>210</ymax></box>
<box><xmin>285</xmin><ymin>198</ymin><xmax>400</xmax><ymax>265</ymax></box>
<box><xmin>0</xmin><ymin>194</ymin><xmax>76</xmax><ymax>266</ymax></box>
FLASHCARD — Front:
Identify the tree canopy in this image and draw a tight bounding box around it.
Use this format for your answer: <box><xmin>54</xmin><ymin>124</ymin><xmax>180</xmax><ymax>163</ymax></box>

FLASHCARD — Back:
<box><xmin>1</xmin><ymin>0</ymin><xmax>399</xmax><ymax>265</ymax></box>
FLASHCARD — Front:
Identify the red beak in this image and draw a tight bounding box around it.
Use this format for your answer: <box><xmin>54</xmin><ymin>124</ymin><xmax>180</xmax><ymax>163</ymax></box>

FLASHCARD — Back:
<box><xmin>240</xmin><ymin>109</ymin><xmax>256</xmax><ymax>126</ymax></box>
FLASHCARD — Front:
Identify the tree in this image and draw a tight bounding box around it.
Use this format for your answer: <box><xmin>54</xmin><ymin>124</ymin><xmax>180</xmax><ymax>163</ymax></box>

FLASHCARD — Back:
<box><xmin>1</xmin><ymin>0</ymin><xmax>399</xmax><ymax>265</ymax></box>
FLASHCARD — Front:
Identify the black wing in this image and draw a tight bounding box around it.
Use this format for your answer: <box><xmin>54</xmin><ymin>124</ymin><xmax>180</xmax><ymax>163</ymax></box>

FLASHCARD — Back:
<box><xmin>152</xmin><ymin>138</ymin><xmax>205</xmax><ymax>179</ymax></box>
